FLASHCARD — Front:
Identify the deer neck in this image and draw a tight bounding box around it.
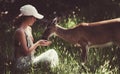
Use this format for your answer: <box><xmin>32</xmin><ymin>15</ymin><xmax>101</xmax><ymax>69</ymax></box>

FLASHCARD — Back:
<box><xmin>55</xmin><ymin>25</ymin><xmax>75</xmax><ymax>42</ymax></box>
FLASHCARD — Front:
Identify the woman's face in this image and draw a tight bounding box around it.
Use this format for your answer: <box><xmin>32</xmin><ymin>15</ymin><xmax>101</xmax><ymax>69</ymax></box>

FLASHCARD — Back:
<box><xmin>26</xmin><ymin>16</ymin><xmax>37</xmax><ymax>26</ymax></box>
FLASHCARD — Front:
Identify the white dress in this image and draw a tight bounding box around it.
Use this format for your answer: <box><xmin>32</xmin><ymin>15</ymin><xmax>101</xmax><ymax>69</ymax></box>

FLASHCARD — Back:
<box><xmin>15</xmin><ymin>26</ymin><xmax>59</xmax><ymax>70</ymax></box>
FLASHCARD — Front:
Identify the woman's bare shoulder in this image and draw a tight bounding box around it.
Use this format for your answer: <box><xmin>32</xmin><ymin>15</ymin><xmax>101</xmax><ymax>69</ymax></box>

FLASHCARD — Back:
<box><xmin>15</xmin><ymin>28</ymin><xmax>25</xmax><ymax>36</ymax></box>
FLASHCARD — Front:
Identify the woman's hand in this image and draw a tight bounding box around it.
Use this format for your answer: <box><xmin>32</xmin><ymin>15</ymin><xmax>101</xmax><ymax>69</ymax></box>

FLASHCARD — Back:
<box><xmin>37</xmin><ymin>40</ymin><xmax>52</xmax><ymax>46</ymax></box>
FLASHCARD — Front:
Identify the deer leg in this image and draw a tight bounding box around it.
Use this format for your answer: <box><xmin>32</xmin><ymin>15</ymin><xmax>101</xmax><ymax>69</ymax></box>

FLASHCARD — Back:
<box><xmin>78</xmin><ymin>40</ymin><xmax>88</xmax><ymax>62</ymax></box>
<box><xmin>81</xmin><ymin>45</ymin><xmax>88</xmax><ymax>62</ymax></box>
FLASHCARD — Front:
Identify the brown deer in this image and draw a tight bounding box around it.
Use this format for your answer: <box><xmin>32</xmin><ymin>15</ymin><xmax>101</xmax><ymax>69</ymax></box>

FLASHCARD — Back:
<box><xmin>41</xmin><ymin>18</ymin><xmax>120</xmax><ymax>62</ymax></box>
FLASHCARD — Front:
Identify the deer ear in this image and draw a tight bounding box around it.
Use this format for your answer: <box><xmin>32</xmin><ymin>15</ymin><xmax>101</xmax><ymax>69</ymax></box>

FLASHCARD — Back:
<box><xmin>52</xmin><ymin>17</ymin><xmax>58</xmax><ymax>25</ymax></box>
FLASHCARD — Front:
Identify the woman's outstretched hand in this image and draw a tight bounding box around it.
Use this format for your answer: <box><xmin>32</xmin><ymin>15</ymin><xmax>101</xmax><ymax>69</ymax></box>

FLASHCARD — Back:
<box><xmin>38</xmin><ymin>40</ymin><xmax>52</xmax><ymax>46</ymax></box>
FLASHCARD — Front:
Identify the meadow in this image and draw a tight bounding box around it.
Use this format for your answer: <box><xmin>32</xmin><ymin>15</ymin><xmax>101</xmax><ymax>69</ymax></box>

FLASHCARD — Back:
<box><xmin>2</xmin><ymin>17</ymin><xmax>120</xmax><ymax>74</ymax></box>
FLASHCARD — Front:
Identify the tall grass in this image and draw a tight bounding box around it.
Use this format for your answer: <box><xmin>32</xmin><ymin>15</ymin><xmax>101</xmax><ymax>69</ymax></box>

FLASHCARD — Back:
<box><xmin>3</xmin><ymin>17</ymin><xmax>120</xmax><ymax>74</ymax></box>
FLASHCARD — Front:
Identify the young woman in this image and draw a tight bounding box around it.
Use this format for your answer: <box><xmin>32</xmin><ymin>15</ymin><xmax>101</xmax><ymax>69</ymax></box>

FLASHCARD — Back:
<box><xmin>13</xmin><ymin>4</ymin><xmax>59</xmax><ymax>71</ymax></box>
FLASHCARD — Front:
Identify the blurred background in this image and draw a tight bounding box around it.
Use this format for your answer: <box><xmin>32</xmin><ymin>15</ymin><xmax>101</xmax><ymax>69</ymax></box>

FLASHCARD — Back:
<box><xmin>1</xmin><ymin>0</ymin><xmax>120</xmax><ymax>21</ymax></box>
<box><xmin>0</xmin><ymin>0</ymin><xmax>120</xmax><ymax>74</ymax></box>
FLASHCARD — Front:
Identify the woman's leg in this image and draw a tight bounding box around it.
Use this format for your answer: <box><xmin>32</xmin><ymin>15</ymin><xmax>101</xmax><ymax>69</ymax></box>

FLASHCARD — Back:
<box><xmin>32</xmin><ymin>49</ymin><xmax>59</xmax><ymax>67</ymax></box>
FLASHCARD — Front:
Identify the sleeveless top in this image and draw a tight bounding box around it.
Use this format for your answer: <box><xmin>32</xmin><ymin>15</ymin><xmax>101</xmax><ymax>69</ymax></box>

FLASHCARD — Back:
<box><xmin>15</xmin><ymin>26</ymin><xmax>35</xmax><ymax>70</ymax></box>
<box><xmin>24</xmin><ymin>26</ymin><xmax>35</xmax><ymax>56</ymax></box>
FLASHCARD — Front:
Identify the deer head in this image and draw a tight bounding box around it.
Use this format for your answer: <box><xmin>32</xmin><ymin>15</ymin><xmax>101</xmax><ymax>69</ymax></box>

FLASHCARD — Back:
<box><xmin>41</xmin><ymin>17</ymin><xmax>58</xmax><ymax>40</ymax></box>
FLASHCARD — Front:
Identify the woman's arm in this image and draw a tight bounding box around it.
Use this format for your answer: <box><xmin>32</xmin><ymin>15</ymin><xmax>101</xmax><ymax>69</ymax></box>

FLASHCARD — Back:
<box><xmin>15</xmin><ymin>29</ymin><xmax>51</xmax><ymax>55</ymax></box>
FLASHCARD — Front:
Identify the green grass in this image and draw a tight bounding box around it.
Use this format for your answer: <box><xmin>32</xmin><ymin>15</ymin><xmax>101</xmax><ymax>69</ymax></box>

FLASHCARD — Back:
<box><xmin>2</xmin><ymin>17</ymin><xmax>120</xmax><ymax>74</ymax></box>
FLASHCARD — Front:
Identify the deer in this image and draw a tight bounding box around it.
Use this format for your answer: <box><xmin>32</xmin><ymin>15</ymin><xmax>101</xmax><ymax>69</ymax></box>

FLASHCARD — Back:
<box><xmin>41</xmin><ymin>17</ymin><xmax>120</xmax><ymax>62</ymax></box>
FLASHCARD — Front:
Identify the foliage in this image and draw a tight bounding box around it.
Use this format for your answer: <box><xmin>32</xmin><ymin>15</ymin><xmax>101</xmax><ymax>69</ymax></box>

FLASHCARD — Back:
<box><xmin>0</xmin><ymin>17</ymin><xmax>120</xmax><ymax>74</ymax></box>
